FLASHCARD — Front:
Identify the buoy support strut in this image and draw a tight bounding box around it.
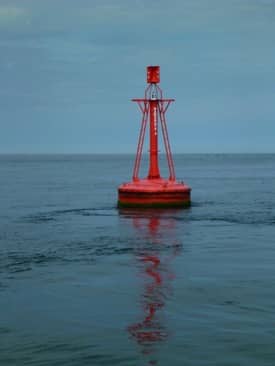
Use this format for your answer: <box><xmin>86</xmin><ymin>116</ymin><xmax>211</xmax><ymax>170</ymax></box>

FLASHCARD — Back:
<box><xmin>132</xmin><ymin>82</ymin><xmax>175</xmax><ymax>181</ymax></box>
<box><xmin>132</xmin><ymin>101</ymin><xmax>149</xmax><ymax>181</ymax></box>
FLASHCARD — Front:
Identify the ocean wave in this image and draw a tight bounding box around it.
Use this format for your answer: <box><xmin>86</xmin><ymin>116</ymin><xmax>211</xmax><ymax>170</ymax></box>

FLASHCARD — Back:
<box><xmin>22</xmin><ymin>207</ymin><xmax>116</xmax><ymax>224</ymax></box>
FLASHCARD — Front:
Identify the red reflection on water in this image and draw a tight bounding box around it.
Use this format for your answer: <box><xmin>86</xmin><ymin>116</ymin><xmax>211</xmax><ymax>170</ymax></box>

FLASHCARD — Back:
<box><xmin>128</xmin><ymin>251</ymin><xmax>165</xmax><ymax>345</ymax></box>
<box><xmin>121</xmin><ymin>209</ymin><xmax>182</xmax><ymax>364</ymax></box>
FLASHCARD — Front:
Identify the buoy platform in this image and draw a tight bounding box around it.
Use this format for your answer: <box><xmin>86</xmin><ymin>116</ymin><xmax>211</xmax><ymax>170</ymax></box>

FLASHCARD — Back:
<box><xmin>118</xmin><ymin>66</ymin><xmax>191</xmax><ymax>208</ymax></box>
<box><xmin>119</xmin><ymin>179</ymin><xmax>190</xmax><ymax>207</ymax></box>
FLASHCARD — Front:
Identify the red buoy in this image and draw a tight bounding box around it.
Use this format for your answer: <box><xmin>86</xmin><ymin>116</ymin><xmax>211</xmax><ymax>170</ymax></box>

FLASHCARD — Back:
<box><xmin>118</xmin><ymin>66</ymin><xmax>191</xmax><ymax>208</ymax></box>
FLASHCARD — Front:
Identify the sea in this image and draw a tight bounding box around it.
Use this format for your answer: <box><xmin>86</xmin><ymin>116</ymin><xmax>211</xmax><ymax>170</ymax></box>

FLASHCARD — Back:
<box><xmin>0</xmin><ymin>154</ymin><xmax>274</xmax><ymax>366</ymax></box>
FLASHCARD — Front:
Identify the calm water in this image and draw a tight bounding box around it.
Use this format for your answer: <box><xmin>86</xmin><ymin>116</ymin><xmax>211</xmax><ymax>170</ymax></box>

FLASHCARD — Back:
<box><xmin>0</xmin><ymin>154</ymin><xmax>275</xmax><ymax>366</ymax></box>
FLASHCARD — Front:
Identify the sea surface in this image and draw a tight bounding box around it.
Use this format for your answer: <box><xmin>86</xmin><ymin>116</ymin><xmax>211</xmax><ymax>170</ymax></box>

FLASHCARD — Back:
<box><xmin>0</xmin><ymin>154</ymin><xmax>275</xmax><ymax>366</ymax></box>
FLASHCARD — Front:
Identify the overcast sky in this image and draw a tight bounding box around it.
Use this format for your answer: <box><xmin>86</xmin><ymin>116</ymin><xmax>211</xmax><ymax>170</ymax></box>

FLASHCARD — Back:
<box><xmin>0</xmin><ymin>0</ymin><xmax>275</xmax><ymax>153</ymax></box>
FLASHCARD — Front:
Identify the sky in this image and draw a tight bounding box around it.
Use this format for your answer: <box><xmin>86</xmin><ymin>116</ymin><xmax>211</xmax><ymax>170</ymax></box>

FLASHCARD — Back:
<box><xmin>0</xmin><ymin>0</ymin><xmax>275</xmax><ymax>153</ymax></box>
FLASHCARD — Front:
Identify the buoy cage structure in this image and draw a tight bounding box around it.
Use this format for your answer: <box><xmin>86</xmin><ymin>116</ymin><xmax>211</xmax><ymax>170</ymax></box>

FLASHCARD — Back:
<box><xmin>118</xmin><ymin>66</ymin><xmax>191</xmax><ymax>208</ymax></box>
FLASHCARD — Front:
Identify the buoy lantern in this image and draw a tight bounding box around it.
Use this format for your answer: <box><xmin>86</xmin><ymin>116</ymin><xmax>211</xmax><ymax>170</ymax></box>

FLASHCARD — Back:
<box><xmin>118</xmin><ymin>66</ymin><xmax>191</xmax><ymax>208</ymax></box>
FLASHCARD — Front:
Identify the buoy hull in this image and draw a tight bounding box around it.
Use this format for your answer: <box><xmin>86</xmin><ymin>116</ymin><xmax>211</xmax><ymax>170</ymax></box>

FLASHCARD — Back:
<box><xmin>118</xmin><ymin>179</ymin><xmax>191</xmax><ymax>208</ymax></box>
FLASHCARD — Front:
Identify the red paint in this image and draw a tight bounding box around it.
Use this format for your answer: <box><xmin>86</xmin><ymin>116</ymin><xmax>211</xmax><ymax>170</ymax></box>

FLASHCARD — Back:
<box><xmin>118</xmin><ymin>66</ymin><xmax>191</xmax><ymax>207</ymax></box>
<box><xmin>148</xmin><ymin>99</ymin><xmax>160</xmax><ymax>179</ymax></box>
<box><xmin>147</xmin><ymin>66</ymin><xmax>160</xmax><ymax>84</ymax></box>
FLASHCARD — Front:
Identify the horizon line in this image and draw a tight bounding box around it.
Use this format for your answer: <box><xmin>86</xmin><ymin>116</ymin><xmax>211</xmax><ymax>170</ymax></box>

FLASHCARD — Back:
<box><xmin>0</xmin><ymin>152</ymin><xmax>274</xmax><ymax>155</ymax></box>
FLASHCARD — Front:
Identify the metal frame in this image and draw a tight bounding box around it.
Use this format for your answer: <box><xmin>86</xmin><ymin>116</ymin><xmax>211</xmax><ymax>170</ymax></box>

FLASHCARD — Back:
<box><xmin>132</xmin><ymin>83</ymin><xmax>176</xmax><ymax>181</ymax></box>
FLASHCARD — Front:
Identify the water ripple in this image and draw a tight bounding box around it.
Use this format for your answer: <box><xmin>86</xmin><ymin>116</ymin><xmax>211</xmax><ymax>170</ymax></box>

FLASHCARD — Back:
<box><xmin>22</xmin><ymin>207</ymin><xmax>116</xmax><ymax>224</ymax></box>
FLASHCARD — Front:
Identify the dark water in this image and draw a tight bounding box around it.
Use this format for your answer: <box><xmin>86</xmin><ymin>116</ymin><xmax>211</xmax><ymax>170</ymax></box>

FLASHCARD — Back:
<box><xmin>0</xmin><ymin>154</ymin><xmax>275</xmax><ymax>366</ymax></box>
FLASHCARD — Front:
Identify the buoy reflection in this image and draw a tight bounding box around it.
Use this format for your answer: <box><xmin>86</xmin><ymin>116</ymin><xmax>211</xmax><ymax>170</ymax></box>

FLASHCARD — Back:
<box><xmin>119</xmin><ymin>208</ymin><xmax>183</xmax><ymax>364</ymax></box>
